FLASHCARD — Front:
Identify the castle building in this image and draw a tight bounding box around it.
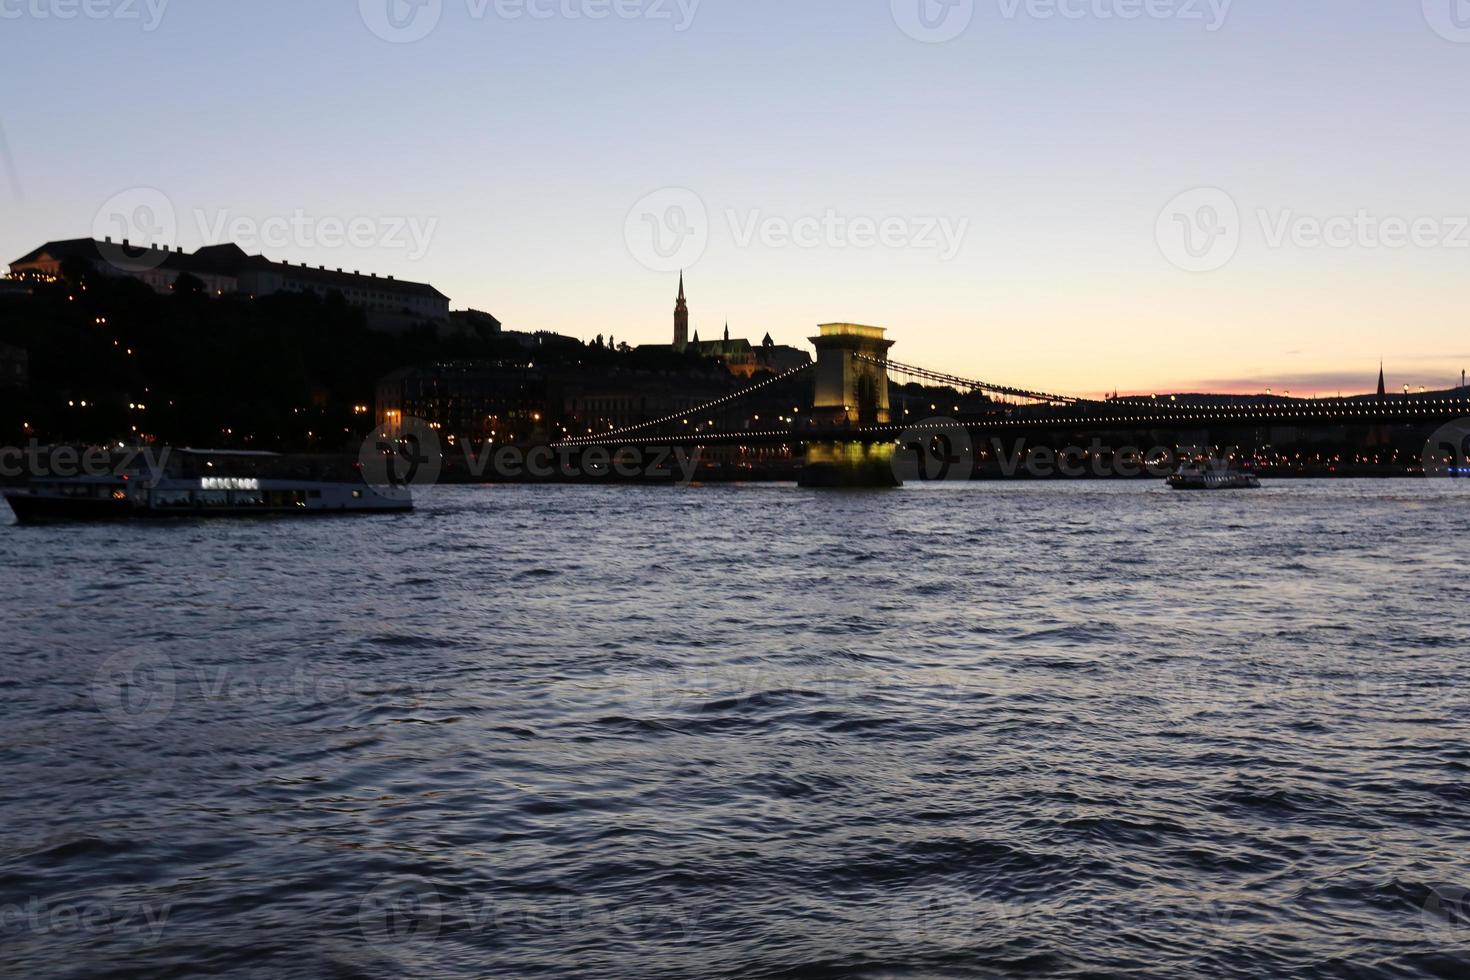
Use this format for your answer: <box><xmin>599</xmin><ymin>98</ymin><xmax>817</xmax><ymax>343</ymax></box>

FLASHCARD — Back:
<box><xmin>9</xmin><ymin>237</ymin><xmax>450</xmax><ymax>332</ymax></box>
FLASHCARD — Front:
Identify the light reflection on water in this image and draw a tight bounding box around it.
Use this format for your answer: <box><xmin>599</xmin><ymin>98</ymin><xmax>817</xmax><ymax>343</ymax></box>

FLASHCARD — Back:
<box><xmin>1</xmin><ymin>480</ymin><xmax>1469</xmax><ymax>978</ymax></box>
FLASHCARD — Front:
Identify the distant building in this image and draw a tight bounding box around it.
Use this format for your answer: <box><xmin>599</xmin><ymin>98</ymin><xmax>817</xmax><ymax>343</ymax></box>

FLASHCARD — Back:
<box><xmin>561</xmin><ymin>370</ymin><xmax>731</xmax><ymax>435</ymax></box>
<box><xmin>376</xmin><ymin>360</ymin><xmax>547</xmax><ymax>443</ymax></box>
<box><xmin>9</xmin><ymin>238</ymin><xmax>450</xmax><ymax>331</ymax></box>
<box><xmin>448</xmin><ymin>309</ymin><xmax>503</xmax><ymax>339</ymax></box>
<box><xmin>0</xmin><ymin>342</ymin><xmax>27</xmax><ymax>389</ymax></box>
<box><xmin>638</xmin><ymin>275</ymin><xmax>811</xmax><ymax>377</ymax></box>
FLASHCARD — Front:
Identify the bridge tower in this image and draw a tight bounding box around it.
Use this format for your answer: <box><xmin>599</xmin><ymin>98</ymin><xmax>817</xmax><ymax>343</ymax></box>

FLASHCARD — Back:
<box><xmin>800</xmin><ymin>323</ymin><xmax>900</xmax><ymax>487</ymax></box>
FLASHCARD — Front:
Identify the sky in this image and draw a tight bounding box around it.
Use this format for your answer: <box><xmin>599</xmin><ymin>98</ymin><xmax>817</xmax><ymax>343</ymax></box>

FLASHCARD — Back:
<box><xmin>2</xmin><ymin>0</ymin><xmax>1468</xmax><ymax>398</ymax></box>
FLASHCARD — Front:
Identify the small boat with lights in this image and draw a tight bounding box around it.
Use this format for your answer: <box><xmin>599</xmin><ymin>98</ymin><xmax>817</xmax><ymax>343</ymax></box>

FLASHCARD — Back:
<box><xmin>2</xmin><ymin>450</ymin><xmax>412</xmax><ymax>524</ymax></box>
<box><xmin>1166</xmin><ymin>460</ymin><xmax>1261</xmax><ymax>491</ymax></box>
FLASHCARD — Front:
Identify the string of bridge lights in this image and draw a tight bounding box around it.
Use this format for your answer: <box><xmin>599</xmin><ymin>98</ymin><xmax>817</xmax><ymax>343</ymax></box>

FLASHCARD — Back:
<box><xmin>553</xmin><ymin>352</ymin><xmax>1470</xmax><ymax>449</ymax></box>
<box><xmin>553</xmin><ymin>363</ymin><xmax>815</xmax><ymax>447</ymax></box>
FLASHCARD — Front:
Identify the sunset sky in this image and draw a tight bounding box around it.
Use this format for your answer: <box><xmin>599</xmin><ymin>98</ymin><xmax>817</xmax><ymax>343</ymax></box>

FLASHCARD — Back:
<box><xmin>3</xmin><ymin>0</ymin><xmax>1467</xmax><ymax>398</ymax></box>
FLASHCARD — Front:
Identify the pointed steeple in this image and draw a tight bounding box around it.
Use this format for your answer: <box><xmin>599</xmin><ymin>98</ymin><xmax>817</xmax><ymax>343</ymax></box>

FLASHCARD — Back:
<box><xmin>1377</xmin><ymin>362</ymin><xmax>1386</xmax><ymax>398</ymax></box>
<box><xmin>724</xmin><ymin>321</ymin><xmax>730</xmax><ymax>342</ymax></box>
<box><xmin>673</xmin><ymin>272</ymin><xmax>689</xmax><ymax>351</ymax></box>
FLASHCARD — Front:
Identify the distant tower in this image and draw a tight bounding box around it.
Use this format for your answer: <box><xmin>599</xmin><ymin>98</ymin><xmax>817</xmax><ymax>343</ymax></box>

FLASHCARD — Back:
<box><xmin>673</xmin><ymin>272</ymin><xmax>689</xmax><ymax>351</ymax></box>
<box><xmin>1377</xmin><ymin>362</ymin><xmax>1386</xmax><ymax>398</ymax></box>
<box><xmin>724</xmin><ymin>322</ymin><xmax>730</xmax><ymax>342</ymax></box>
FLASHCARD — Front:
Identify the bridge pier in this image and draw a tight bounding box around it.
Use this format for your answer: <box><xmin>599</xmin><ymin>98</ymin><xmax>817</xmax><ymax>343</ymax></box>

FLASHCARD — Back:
<box><xmin>799</xmin><ymin>323</ymin><xmax>901</xmax><ymax>488</ymax></box>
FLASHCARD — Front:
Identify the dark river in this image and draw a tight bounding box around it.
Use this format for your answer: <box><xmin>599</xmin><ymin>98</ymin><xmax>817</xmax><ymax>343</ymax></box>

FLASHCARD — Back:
<box><xmin>2</xmin><ymin>481</ymin><xmax>1468</xmax><ymax>978</ymax></box>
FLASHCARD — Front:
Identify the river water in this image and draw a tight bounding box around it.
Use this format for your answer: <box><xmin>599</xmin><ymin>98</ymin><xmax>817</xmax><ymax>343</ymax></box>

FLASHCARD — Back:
<box><xmin>2</xmin><ymin>481</ymin><xmax>1468</xmax><ymax>978</ymax></box>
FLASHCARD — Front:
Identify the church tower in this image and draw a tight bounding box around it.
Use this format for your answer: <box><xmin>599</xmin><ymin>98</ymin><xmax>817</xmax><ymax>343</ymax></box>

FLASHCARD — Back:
<box><xmin>674</xmin><ymin>272</ymin><xmax>689</xmax><ymax>351</ymax></box>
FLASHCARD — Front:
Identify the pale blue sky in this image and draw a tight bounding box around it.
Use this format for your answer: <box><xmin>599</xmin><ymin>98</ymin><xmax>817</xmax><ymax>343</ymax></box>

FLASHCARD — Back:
<box><xmin>3</xmin><ymin>0</ymin><xmax>1468</xmax><ymax>395</ymax></box>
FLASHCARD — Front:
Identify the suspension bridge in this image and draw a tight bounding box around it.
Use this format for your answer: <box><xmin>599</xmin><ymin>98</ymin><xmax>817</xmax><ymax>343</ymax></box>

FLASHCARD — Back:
<box><xmin>553</xmin><ymin>324</ymin><xmax>1470</xmax><ymax>486</ymax></box>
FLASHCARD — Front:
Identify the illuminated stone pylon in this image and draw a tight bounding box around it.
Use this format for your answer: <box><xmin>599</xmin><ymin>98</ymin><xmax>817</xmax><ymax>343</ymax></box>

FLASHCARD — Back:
<box><xmin>799</xmin><ymin>323</ymin><xmax>901</xmax><ymax>488</ymax></box>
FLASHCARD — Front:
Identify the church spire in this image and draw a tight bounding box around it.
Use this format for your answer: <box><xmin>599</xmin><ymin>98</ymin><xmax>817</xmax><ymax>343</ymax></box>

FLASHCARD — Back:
<box><xmin>673</xmin><ymin>272</ymin><xmax>689</xmax><ymax>351</ymax></box>
<box><xmin>1377</xmin><ymin>362</ymin><xmax>1386</xmax><ymax>398</ymax></box>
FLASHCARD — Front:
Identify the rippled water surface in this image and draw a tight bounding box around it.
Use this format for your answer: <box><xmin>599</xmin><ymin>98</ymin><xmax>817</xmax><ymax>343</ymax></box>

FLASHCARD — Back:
<box><xmin>3</xmin><ymin>481</ymin><xmax>1470</xmax><ymax>978</ymax></box>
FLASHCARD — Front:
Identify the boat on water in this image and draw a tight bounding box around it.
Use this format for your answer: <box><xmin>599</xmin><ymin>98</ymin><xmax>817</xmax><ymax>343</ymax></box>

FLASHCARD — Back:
<box><xmin>2</xmin><ymin>449</ymin><xmax>412</xmax><ymax>523</ymax></box>
<box><xmin>1167</xmin><ymin>459</ymin><xmax>1261</xmax><ymax>491</ymax></box>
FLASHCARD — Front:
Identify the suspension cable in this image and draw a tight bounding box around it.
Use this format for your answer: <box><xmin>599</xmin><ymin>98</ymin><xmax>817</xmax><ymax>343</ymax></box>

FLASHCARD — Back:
<box><xmin>858</xmin><ymin>355</ymin><xmax>1081</xmax><ymax>405</ymax></box>
<box><xmin>556</xmin><ymin>362</ymin><xmax>814</xmax><ymax>446</ymax></box>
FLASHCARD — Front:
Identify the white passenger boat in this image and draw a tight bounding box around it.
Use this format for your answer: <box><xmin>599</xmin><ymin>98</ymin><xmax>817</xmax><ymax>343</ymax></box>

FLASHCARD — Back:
<box><xmin>1166</xmin><ymin>460</ymin><xmax>1261</xmax><ymax>490</ymax></box>
<box><xmin>2</xmin><ymin>450</ymin><xmax>412</xmax><ymax>523</ymax></box>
